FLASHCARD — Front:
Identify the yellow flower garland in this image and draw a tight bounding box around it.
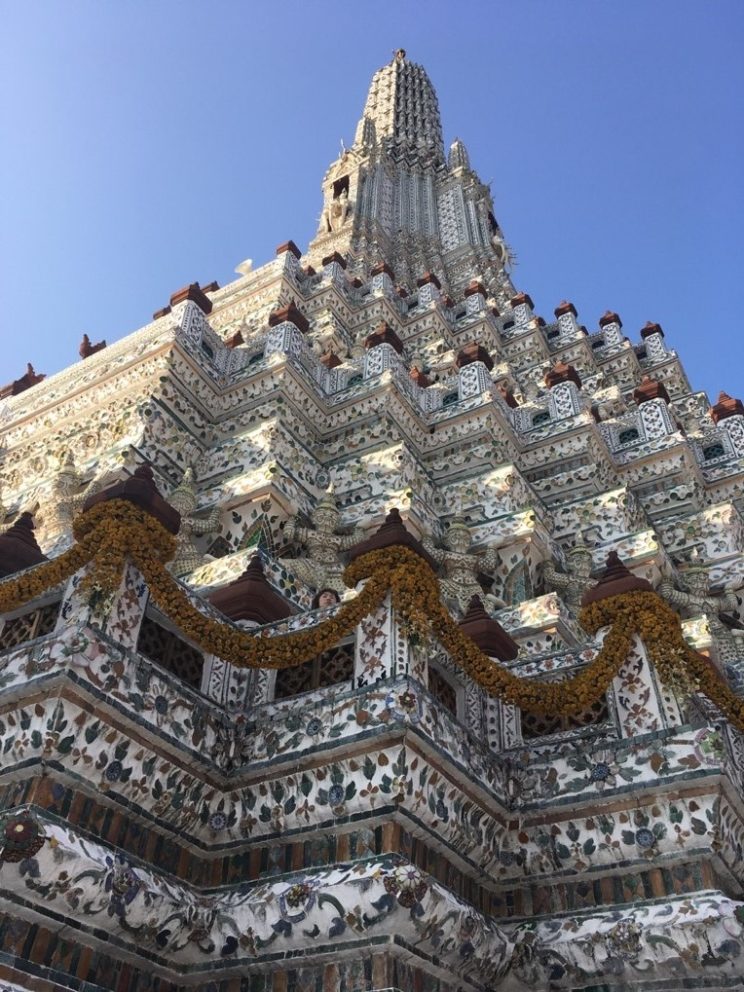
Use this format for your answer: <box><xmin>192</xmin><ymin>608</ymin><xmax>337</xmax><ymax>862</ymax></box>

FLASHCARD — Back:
<box><xmin>2</xmin><ymin>498</ymin><xmax>744</xmax><ymax>730</ymax></box>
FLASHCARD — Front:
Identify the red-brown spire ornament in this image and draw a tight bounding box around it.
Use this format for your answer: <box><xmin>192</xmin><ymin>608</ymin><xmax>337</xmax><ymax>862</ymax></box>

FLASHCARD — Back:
<box><xmin>82</xmin><ymin>465</ymin><xmax>181</xmax><ymax>535</ymax></box>
<box><xmin>364</xmin><ymin>322</ymin><xmax>404</xmax><ymax>354</ymax></box>
<box><xmin>710</xmin><ymin>391</ymin><xmax>744</xmax><ymax>423</ymax></box>
<box><xmin>0</xmin><ymin>513</ymin><xmax>48</xmax><ymax>578</ymax></box>
<box><xmin>208</xmin><ymin>555</ymin><xmax>294</xmax><ymax>625</ymax></box>
<box><xmin>633</xmin><ymin>376</ymin><xmax>670</xmax><ymax>405</ymax></box>
<box><xmin>347</xmin><ymin>508</ymin><xmax>435</xmax><ymax>568</ymax></box>
<box><xmin>545</xmin><ymin>361</ymin><xmax>581</xmax><ymax>390</ymax></box>
<box><xmin>581</xmin><ymin>551</ymin><xmax>653</xmax><ymax>606</ymax></box>
<box><xmin>458</xmin><ymin>595</ymin><xmax>518</xmax><ymax>660</ymax></box>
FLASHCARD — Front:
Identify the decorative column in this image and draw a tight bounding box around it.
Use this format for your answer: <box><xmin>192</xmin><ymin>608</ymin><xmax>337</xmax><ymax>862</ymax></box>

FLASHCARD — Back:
<box><xmin>710</xmin><ymin>391</ymin><xmax>744</xmax><ymax>456</ymax></box>
<box><xmin>455</xmin><ymin>342</ymin><xmax>494</xmax><ymax>400</ymax></box>
<box><xmin>370</xmin><ymin>260</ymin><xmax>395</xmax><ymax>298</ymax></box>
<box><xmin>545</xmin><ymin>361</ymin><xmax>582</xmax><ymax>418</ymax></box>
<box><xmin>275</xmin><ymin>239</ymin><xmax>302</xmax><ymax>280</ymax></box>
<box><xmin>633</xmin><ymin>376</ymin><xmax>675</xmax><ymax>440</ymax></box>
<box><xmin>554</xmin><ymin>300</ymin><xmax>579</xmax><ymax>341</ymax></box>
<box><xmin>264</xmin><ymin>303</ymin><xmax>310</xmax><ymax>359</ymax></box>
<box><xmin>321</xmin><ymin>250</ymin><xmax>348</xmax><ymax>286</ymax></box>
<box><xmin>599</xmin><ymin>310</ymin><xmax>623</xmax><ymax>347</ymax></box>
<box><xmin>346</xmin><ymin>508</ymin><xmax>436</xmax><ymax>687</ymax></box>
<box><xmin>581</xmin><ymin>552</ymin><xmax>684</xmax><ymax>737</ymax></box>
<box><xmin>416</xmin><ymin>271</ymin><xmax>441</xmax><ymax>306</ymax></box>
<box><xmin>509</xmin><ymin>291</ymin><xmax>534</xmax><ymax>328</ymax></box>
<box><xmin>56</xmin><ymin>465</ymin><xmax>180</xmax><ymax>652</ymax></box>
<box><xmin>640</xmin><ymin>320</ymin><xmax>669</xmax><ymax>362</ymax></box>
<box><xmin>464</xmin><ymin>279</ymin><xmax>488</xmax><ymax>316</ymax></box>
<box><xmin>363</xmin><ymin>322</ymin><xmax>404</xmax><ymax>378</ymax></box>
<box><xmin>457</xmin><ymin>596</ymin><xmax>521</xmax><ymax>750</ymax></box>
<box><xmin>208</xmin><ymin>555</ymin><xmax>294</xmax><ymax>711</ymax></box>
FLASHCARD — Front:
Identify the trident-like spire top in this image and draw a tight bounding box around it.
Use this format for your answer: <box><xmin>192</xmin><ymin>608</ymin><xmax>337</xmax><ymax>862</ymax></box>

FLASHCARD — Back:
<box><xmin>353</xmin><ymin>50</ymin><xmax>445</xmax><ymax>165</ymax></box>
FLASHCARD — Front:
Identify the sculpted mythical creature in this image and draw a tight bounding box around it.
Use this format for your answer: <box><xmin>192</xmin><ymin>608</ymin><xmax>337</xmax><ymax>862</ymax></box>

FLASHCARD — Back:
<box><xmin>282</xmin><ymin>486</ymin><xmax>363</xmax><ymax>598</ymax></box>
<box><xmin>323</xmin><ymin>185</ymin><xmax>350</xmax><ymax>233</ymax></box>
<box><xmin>168</xmin><ymin>467</ymin><xmax>221</xmax><ymax>577</ymax></box>
<box><xmin>658</xmin><ymin>556</ymin><xmax>743</xmax><ymax>667</ymax></box>
<box><xmin>422</xmin><ymin>517</ymin><xmax>505</xmax><ymax>616</ymax></box>
<box><xmin>42</xmin><ymin>450</ymin><xmax>106</xmax><ymax>545</ymax></box>
<box><xmin>542</xmin><ymin>538</ymin><xmax>594</xmax><ymax>609</ymax></box>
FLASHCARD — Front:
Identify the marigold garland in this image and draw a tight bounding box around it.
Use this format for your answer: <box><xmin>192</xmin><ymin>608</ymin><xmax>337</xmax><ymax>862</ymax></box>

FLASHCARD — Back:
<box><xmin>2</xmin><ymin>498</ymin><xmax>744</xmax><ymax>730</ymax></box>
<box><xmin>0</xmin><ymin>539</ymin><xmax>95</xmax><ymax>615</ymax></box>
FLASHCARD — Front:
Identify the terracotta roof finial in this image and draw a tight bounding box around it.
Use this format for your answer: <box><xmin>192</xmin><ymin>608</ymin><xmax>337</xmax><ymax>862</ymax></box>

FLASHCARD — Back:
<box><xmin>581</xmin><ymin>550</ymin><xmax>652</xmax><ymax>605</ymax></box>
<box><xmin>0</xmin><ymin>513</ymin><xmax>48</xmax><ymax>578</ymax></box>
<box><xmin>347</xmin><ymin>508</ymin><xmax>435</xmax><ymax>567</ymax></box>
<box><xmin>458</xmin><ymin>596</ymin><xmax>518</xmax><ymax>660</ymax></box>
<box><xmin>82</xmin><ymin>463</ymin><xmax>181</xmax><ymax>534</ymax></box>
<box><xmin>208</xmin><ymin>554</ymin><xmax>294</xmax><ymax>625</ymax></box>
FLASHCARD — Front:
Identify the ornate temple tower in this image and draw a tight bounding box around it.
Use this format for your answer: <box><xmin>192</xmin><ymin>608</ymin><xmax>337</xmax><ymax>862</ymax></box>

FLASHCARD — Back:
<box><xmin>307</xmin><ymin>49</ymin><xmax>515</xmax><ymax>303</ymax></box>
<box><xmin>1</xmin><ymin>51</ymin><xmax>744</xmax><ymax>992</ymax></box>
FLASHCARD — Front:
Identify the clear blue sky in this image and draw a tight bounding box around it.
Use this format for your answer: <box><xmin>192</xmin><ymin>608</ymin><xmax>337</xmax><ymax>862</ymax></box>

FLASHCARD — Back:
<box><xmin>1</xmin><ymin>1</ymin><xmax>742</xmax><ymax>402</ymax></box>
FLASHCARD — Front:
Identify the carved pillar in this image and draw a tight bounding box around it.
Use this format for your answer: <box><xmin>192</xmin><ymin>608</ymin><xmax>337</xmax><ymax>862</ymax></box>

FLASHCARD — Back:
<box><xmin>370</xmin><ymin>261</ymin><xmax>395</xmax><ymax>298</ymax></box>
<box><xmin>321</xmin><ymin>250</ymin><xmax>348</xmax><ymax>286</ymax></box>
<box><xmin>456</xmin><ymin>343</ymin><xmax>494</xmax><ymax>400</ymax></box>
<box><xmin>711</xmin><ymin>392</ymin><xmax>744</xmax><ymax>456</ymax></box>
<box><xmin>548</xmin><ymin>381</ymin><xmax>581</xmax><ymax>418</ymax></box>
<box><xmin>207</xmin><ymin>556</ymin><xmax>294</xmax><ymax>709</ymax></box>
<box><xmin>275</xmin><ymin>240</ymin><xmax>302</xmax><ymax>280</ymax></box>
<box><xmin>464</xmin><ymin>280</ymin><xmax>487</xmax><ymax>315</ymax></box>
<box><xmin>583</xmin><ymin>552</ymin><xmax>684</xmax><ymax>738</ymax></box>
<box><xmin>485</xmin><ymin>696</ymin><xmax>523</xmax><ymax>751</ymax></box>
<box><xmin>509</xmin><ymin>291</ymin><xmax>534</xmax><ymax>328</ymax></box>
<box><xmin>640</xmin><ymin>321</ymin><xmax>668</xmax><ymax>362</ymax></box>
<box><xmin>554</xmin><ymin>300</ymin><xmax>579</xmax><ymax>341</ymax></box>
<box><xmin>606</xmin><ymin>628</ymin><xmax>683</xmax><ymax>736</ymax></box>
<box><xmin>634</xmin><ymin>378</ymin><xmax>674</xmax><ymax>440</ymax></box>
<box><xmin>545</xmin><ymin>362</ymin><xmax>582</xmax><ymax>418</ymax></box>
<box><xmin>52</xmin><ymin>465</ymin><xmax>180</xmax><ymax>652</ymax></box>
<box><xmin>264</xmin><ymin>321</ymin><xmax>306</xmax><ymax>360</ymax></box>
<box><xmin>364</xmin><ymin>342</ymin><xmax>402</xmax><ymax>379</ymax></box>
<box><xmin>55</xmin><ymin>560</ymin><xmax>149</xmax><ymax>652</ymax></box>
<box><xmin>459</xmin><ymin>597</ymin><xmax>520</xmax><ymax>750</ymax></box>
<box><xmin>354</xmin><ymin>593</ymin><xmax>397</xmax><ymax>688</ymax></box>
<box><xmin>416</xmin><ymin>271</ymin><xmax>441</xmax><ymax>306</ymax></box>
<box><xmin>458</xmin><ymin>361</ymin><xmax>492</xmax><ymax>400</ymax></box>
<box><xmin>599</xmin><ymin>310</ymin><xmax>623</xmax><ymax>347</ymax></box>
<box><xmin>202</xmin><ymin>619</ymin><xmax>255</xmax><ymax>711</ymax></box>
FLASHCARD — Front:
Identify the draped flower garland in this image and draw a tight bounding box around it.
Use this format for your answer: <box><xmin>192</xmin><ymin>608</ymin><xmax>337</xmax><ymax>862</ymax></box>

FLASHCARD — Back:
<box><xmin>1</xmin><ymin>498</ymin><xmax>744</xmax><ymax>729</ymax></box>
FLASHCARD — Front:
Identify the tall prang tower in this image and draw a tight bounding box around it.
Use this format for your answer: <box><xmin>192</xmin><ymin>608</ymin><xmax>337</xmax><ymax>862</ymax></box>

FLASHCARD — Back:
<box><xmin>307</xmin><ymin>48</ymin><xmax>515</xmax><ymax>304</ymax></box>
<box><xmin>1</xmin><ymin>51</ymin><xmax>744</xmax><ymax>992</ymax></box>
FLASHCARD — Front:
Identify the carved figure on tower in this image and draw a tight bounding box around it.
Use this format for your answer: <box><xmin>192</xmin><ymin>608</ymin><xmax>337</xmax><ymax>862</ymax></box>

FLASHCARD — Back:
<box><xmin>422</xmin><ymin>517</ymin><xmax>505</xmax><ymax>616</ymax></box>
<box><xmin>167</xmin><ymin>467</ymin><xmax>221</xmax><ymax>577</ymax></box>
<box><xmin>324</xmin><ymin>185</ymin><xmax>350</xmax><ymax>233</ymax></box>
<box><xmin>282</xmin><ymin>485</ymin><xmax>363</xmax><ymax>597</ymax></box>
<box><xmin>658</xmin><ymin>554</ymin><xmax>743</xmax><ymax>667</ymax></box>
<box><xmin>43</xmin><ymin>450</ymin><xmax>105</xmax><ymax>543</ymax></box>
<box><xmin>543</xmin><ymin>538</ymin><xmax>595</xmax><ymax>609</ymax></box>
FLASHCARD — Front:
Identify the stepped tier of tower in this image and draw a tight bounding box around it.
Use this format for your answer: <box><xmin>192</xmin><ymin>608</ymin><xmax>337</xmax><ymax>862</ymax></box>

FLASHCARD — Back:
<box><xmin>2</xmin><ymin>234</ymin><xmax>744</xmax><ymax>631</ymax></box>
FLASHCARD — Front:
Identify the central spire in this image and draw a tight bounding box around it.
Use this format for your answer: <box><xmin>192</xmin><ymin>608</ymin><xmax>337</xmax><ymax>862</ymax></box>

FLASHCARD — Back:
<box><xmin>353</xmin><ymin>48</ymin><xmax>445</xmax><ymax>166</ymax></box>
<box><xmin>306</xmin><ymin>52</ymin><xmax>515</xmax><ymax>304</ymax></box>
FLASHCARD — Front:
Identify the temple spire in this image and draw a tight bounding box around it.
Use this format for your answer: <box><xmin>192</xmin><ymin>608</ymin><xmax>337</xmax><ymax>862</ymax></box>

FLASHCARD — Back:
<box><xmin>307</xmin><ymin>52</ymin><xmax>516</xmax><ymax>303</ymax></box>
<box><xmin>353</xmin><ymin>49</ymin><xmax>445</xmax><ymax>166</ymax></box>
